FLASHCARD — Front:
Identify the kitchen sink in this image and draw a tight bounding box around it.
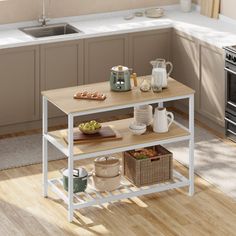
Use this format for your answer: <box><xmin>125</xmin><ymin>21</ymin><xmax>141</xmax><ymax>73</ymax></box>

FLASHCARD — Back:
<box><xmin>19</xmin><ymin>23</ymin><xmax>82</xmax><ymax>38</ymax></box>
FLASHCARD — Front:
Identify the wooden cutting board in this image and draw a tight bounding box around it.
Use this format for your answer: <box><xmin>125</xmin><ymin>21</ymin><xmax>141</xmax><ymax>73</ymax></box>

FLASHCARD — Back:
<box><xmin>64</xmin><ymin>126</ymin><xmax>122</xmax><ymax>144</ymax></box>
<box><xmin>200</xmin><ymin>0</ymin><xmax>214</xmax><ymax>18</ymax></box>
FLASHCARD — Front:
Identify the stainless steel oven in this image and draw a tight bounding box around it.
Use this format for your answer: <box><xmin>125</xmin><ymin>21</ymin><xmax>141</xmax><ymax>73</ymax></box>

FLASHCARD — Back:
<box><xmin>224</xmin><ymin>46</ymin><xmax>236</xmax><ymax>142</ymax></box>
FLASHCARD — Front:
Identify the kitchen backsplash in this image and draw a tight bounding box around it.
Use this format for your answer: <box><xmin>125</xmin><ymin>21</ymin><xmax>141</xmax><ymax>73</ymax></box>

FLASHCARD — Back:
<box><xmin>0</xmin><ymin>0</ymin><xmax>197</xmax><ymax>24</ymax></box>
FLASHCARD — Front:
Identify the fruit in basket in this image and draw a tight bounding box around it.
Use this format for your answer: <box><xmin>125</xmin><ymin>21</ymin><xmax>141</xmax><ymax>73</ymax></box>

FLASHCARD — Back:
<box><xmin>79</xmin><ymin>120</ymin><xmax>102</xmax><ymax>134</ymax></box>
<box><xmin>132</xmin><ymin>148</ymin><xmax>157</xmax><ymax>159</ymax></box>
<box><xmin>135</xmin><ymin>154</ymin><xmax>148</xmax><ymax>160</ymax></box>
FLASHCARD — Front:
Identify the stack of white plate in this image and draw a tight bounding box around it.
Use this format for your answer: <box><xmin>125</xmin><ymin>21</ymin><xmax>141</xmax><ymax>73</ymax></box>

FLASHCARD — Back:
<box><xmin>134</xmin><ymin>105</ymin><xmax>153</xmax><ymax>125</ymax></box>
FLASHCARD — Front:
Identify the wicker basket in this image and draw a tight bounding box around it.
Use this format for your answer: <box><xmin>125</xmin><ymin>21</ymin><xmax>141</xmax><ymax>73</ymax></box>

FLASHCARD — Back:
<box><xmin>123</xmin><ymin>145</ymin><xmax>173</xmax><ymax>187</ymax></box>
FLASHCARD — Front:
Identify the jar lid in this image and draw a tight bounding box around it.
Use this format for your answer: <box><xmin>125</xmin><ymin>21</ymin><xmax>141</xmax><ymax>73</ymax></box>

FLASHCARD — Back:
<box><xmin>111</xmin><ymin>65</ymin><xmax>129</xmax><ymax>72</ymax></box>
<box><xmin>94</xmin><ymin>156</ymin><xmax>120</xmax><ymax>167</ymax></box>
<box><xmin>63</xmin><ymin>167</ymin><xmax>87</xmax><ymax>178</ymax></box>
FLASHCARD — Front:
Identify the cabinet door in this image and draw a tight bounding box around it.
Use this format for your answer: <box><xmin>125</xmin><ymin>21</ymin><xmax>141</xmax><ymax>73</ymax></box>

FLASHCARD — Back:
<box><xmin>0</xmin><ymin>46</ymin><xmax>39</xmax><ymax>126</ymax></box>
<box><xmin>199</xmin><ymin>43</ymin><xmax>225</xmax><ymax>126</ymax></box>
<box><xmin>84</xmin><ymin>34</ymin><xmax>128</xmax><ymax>84</ymax></box>
<box><xmin>129</xmin><ymin>29</ymin><xmax>171</xmax><ymax>76</ymax></box>
<box><xmin>40</xmin><ymin>40</ymin><xmax>83</xmax><ymax>117</ymax></box>
<box><xmin>172</xmin><ymin>30</ymin><xmax>199</xmax><ymax>109</ymax></box>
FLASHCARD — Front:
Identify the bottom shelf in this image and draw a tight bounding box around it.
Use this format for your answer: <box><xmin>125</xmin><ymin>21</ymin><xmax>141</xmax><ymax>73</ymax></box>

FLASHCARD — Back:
<box><xmin>48</xmin><ymin>170</ymin><xmax>189</xmax><ymax>210</ymax></box>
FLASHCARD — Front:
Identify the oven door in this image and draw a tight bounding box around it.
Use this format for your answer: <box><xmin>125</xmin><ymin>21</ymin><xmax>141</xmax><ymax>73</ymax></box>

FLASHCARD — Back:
<box><xmin>225</xmin><ymin>112</ymin><xmax>236</xmax><ymax>142</ymax></box>
<box><xmin>225</xmin><ymin>63</ymin><xmax>236</xmax><ymax>116</ymax></box>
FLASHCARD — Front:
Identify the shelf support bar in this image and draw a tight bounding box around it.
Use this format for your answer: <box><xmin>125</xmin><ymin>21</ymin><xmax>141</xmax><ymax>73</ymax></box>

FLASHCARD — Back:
<box><xmin>68</xmin><ymin>114</ymin><xmax>74</xmax><ymax>222</ymax></box>
<box><xmin>188</xmin><ymin>94</ymin><xmax>195</xmax><ymax>196</ymax></box>
<box><xmin>42</xmin><ymin>96</ymin><xmax>48</xmax><ymax>197</ymax></box>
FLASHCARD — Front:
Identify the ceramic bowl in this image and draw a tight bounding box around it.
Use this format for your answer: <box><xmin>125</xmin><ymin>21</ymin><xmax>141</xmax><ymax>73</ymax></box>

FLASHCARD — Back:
<box><xmin>129</xmin><ymin>122</ymin><xmax>146</xmax><ymax>135</ymax></box>
<box><xmin>145</xmin><ymin>8</ymin><xmax>164</xmax><ymax>18</ymax></box>
<box><xmin>79</xmin><ymin>127</ymin><xmax>101</xmax><ymax>134</ymax></box>
<box><xmin>134</xmin><ymin>105</ymin><xmax>153</xmax><ymax>125</ymax></box>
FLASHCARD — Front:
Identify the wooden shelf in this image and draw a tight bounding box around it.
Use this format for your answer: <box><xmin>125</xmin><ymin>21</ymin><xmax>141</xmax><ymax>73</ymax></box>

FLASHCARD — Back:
<box><xmin>42</xmin><ymin>76</ymin><xmax>195</xmax><ymax>115</ymax></box>
<box><xmin>47</xmin><ymin>118</ymin><xmax>190</xmax><ymax>159</ymax></box>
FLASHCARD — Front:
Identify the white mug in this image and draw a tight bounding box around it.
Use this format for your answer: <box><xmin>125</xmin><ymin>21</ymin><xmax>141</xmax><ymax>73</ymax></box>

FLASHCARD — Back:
<box><xmin>153</xmin><ymin>107</ymin><xmax>174</xmax><ymax>133</ymax></box>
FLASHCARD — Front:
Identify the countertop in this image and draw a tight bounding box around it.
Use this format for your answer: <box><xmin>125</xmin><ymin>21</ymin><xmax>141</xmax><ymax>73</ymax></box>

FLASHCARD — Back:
<box><xmin>1</xmin><ymin>5</ymin><xmax>236</xmax><ymax>50</ymax></box>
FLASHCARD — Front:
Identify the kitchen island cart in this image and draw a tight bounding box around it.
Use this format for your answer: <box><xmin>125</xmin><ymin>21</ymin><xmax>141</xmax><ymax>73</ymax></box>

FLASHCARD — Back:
<box><xmin>42</xmin><ymin>76</ymin><xmax>195</xmax><ymax>222</ymax></box>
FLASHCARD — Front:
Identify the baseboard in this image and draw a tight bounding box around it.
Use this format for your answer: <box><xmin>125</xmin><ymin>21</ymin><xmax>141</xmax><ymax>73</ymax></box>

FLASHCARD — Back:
<box><xmin>172</xmin><ymin>103</ymin><xmax>225</xmax><ymax>138</ymax></box>
<box><xmin>0</xmin><ymin>102</ymin><xmax>176</xmax><ymax>137</ymax></box>
<box><xmin>0</xmin><ymin>108</ymin><xmax>134</xmax><ymax>137</ymax></box>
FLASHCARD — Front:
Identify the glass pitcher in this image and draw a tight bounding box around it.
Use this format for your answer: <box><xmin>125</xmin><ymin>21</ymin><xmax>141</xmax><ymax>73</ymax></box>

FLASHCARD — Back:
<box><xmin>150</xmin><ymin>59</ymin><xmax>173</xmax><ymax>92</ymax></box>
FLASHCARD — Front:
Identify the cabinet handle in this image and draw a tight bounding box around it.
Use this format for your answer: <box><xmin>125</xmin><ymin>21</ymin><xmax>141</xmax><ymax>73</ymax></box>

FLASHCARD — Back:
<box><xmin>225</xmin><ymin>117</ymin><xmax>236</xmax><ymax>126</ymax></box>
<box><xmin>225</xmin><ymin>67</ymin><xmax>236</xmax><ymax>75</ymax></box>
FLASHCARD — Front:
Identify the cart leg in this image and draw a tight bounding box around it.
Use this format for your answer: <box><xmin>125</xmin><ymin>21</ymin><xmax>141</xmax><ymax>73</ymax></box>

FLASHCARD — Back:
<box><xmin>189</xmin><ymin>94</ymin><xmax>195</xmax><ymax>196</ymax></box>
<box><xmin>68</xmin><ymin>114</ymin><xmax>74</xmax><ymax>222</ymax></box>
<box><xmin>42</xmin><ymin>96</ymin><xmax>48</xmax><ymax>197</ymax></box>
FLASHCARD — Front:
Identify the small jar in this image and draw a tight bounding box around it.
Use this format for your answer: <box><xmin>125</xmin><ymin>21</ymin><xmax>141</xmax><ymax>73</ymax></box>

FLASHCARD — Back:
<box><xmin>140</xmin><ymin>78</ymin><xmax>151</xmax><ymax>92</ymax></box>
<box><xmin>180</xmin><ymin>0</ymin><xmax>192</xmax><ymax>13</ymax></box>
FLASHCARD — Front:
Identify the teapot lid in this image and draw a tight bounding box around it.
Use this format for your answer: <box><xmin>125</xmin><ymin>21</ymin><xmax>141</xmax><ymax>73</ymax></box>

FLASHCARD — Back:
<box><xmin>63</xmin><ymin>167</ymin><xmax>87</xmax><ymax>178</ymax></box>
<box><xmin>111</xmin><ymin>65</ymin><xmax>129</xmax><ymax>72</ymax></box>
<box><xmin>94</xmin><ymin>156</ymin><xmax>120</xmax><ymax>167</ymax></box>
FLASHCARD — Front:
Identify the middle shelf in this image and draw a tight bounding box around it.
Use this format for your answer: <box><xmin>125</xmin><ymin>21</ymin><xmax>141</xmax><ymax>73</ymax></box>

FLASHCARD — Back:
<box><xmin>46</xmin><ymin>118</ymin><xmax>190</xmax><ymax>160</ymax></box>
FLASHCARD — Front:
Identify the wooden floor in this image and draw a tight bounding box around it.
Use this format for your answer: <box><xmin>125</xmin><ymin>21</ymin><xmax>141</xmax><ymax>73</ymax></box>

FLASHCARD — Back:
<box><xmin>1</xmin><ymin>110</ymin><xmax>236</xmax><ymax>235</ymax></box>
<box><xmin>0</xmin><ymin>157</ymin><xmax>236</xmax><ymax>236</ymax></box>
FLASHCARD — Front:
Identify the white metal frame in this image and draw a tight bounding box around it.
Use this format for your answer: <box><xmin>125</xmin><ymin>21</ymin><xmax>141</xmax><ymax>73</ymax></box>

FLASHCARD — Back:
<box><xmin>42</xmin><ymin>94</ymin><xmax>194</xmax><ymax>222</ymax></box>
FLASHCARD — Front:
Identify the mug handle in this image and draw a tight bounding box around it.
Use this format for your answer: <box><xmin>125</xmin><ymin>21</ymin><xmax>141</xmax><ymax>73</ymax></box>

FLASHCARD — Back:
<box><xmin>167</xmin><ymin>112</ymin><xmax>174</xmax><ymax>128</ymax></box>
<box><xmin>166</xmin><ymin>62</ymin><xmax>173</xmax><ymax>77</ymax></box>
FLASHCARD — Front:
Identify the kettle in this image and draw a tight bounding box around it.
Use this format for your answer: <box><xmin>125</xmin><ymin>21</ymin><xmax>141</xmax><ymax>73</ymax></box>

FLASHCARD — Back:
<box><xmin>110</xmin><ymin>65</ymin><xmax>137</xmax><ymax>92</ymax></box>
<box><xmin>150</xmin><ymin>59</ymin><xmax>173</xmax><ymax>88</ymax></box>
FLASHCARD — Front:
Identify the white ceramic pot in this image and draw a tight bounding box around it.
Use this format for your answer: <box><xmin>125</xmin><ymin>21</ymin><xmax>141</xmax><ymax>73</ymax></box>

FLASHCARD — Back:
<box><xmin>180</xmin><ymin>0</ymin><xmax>192</xmax><ymax>12</ymax></box>
<box><xmin>92</xmin><ymin>172</ymin><xmax>121</xmax><ymax>191</ymax></box>
<box><xmin>94</xmin><ymin>156</ymin><xmax>120</xmax><ymax>178</ymax></box>
<box><xmin>153</xmin><ymin>107</ymin><xmax>174</xmax><ymax>133</ymax></box>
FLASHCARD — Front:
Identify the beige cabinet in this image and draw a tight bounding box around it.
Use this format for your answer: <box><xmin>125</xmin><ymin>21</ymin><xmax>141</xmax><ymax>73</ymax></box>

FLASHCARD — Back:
<box><xmin>129</xmin><ymin>29</ymin><xmax>171</xmax><ymax>76</ymax></box>
<box><xmin>199</xmin><ymin>43</ymin><xmax>225</xmax><ymax>126</ymax></box>
<box><xmin>84</xmin><ymin>34</ymin><xmax>128</xmax><ymax>84</ymax></box>
<box><xmin>171</xmin><ymin>30</ymin><xmax>225</xmax><ymax>127</ymax></box>
<box><xmin>0</xmin><ymin>46</ymin><xmax>39</xmax><ymax>126</ymax></box>
<box><xmin>40</xmin><ymin>40</ymin><xmax>84</xmax><ymax>117</ymax></box>
<box><xmin>171</xmin><ymin>30</ymin><xmax>199</xmax><ymax>109</ymax></box>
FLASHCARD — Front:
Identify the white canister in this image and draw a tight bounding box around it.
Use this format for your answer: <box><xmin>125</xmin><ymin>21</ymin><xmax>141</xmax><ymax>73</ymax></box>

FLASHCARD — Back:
<box><xmin>180</xmin><ymin>0</ymin><xmax>192</xmax><ymax>13</ymax></box>
<box><xmin>153</xmin><ymin>107</ymin><xmax>174</xmax><ymax>133</ymax></box>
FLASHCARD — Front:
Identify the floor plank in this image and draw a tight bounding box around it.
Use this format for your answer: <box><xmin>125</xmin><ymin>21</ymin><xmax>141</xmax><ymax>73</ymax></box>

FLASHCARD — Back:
<box><xmin>0</xmin><ymin>159</ymin><xmax>236</xmax><ymax>236</ymax></box>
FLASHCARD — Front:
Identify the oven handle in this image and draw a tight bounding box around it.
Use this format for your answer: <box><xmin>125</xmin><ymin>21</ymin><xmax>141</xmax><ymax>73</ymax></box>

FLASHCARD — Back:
<box><xmin>227</xmin><ymin>129</ymin><xmax>236</xmax><ymax>136</ymax></box>
<box><xmin>227</xmin><ymin>101</ymin><xmax>236</xmax><ymax>108</ymax></box>
<box><xmin>225</xmin><ymin>117</ymin><xmax>236</xmax><ymax>126</ymax></box>
<box><xmin>225</xmin><ymin>67</ymin><xmax>236</xmax><ymax>75</ymax></box>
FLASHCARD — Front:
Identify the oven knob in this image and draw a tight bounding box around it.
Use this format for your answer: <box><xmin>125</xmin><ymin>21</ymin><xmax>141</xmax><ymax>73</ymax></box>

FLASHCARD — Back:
<box><xmin>228</xmin><ymin>54</ymin><xmax>232</xmax><ymax>60</ymax></box>
<box><xmin>233</xmin><ymin>57</ymin><xmax>236</xmax><ymax>63</ymax></box>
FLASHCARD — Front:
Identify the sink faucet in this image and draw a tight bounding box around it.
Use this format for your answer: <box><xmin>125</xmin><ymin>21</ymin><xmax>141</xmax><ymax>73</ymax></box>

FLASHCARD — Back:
<box><xmin>38</xmin><ymin>0</ymin><xmax>50</xmax><ymax>26</ymax></box>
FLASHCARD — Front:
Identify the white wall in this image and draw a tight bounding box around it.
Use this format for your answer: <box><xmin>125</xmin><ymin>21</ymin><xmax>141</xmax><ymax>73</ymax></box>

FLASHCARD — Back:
<box><xmin>0</xmin><ymin>0</ymin><xmax>179</xmax><ymax>24</ymax></box>
<box><xmin>220</xmin><ymin>0</ymin><xmax>236</xmax><ymax>20</ymax></box>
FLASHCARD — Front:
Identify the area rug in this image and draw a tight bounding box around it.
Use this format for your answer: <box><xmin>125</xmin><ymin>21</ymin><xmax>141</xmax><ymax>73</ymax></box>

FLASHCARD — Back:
<box><xmin>165</xmin><ymin>115</ymin><xmax>236</xmax><ymax>200</ymax></box>
<box><xmin>0</xmin><ymin>115</ymin><xmax>236</xmax><ymax>200</ymax></box>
